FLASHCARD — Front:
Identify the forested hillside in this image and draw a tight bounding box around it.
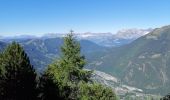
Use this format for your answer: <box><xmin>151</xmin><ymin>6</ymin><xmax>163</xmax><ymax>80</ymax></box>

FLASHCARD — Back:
<box><xmin>0</xmin><ymin>32</ymin><xmax>117</xmax><ymax>100</ymax></box>
<box><xmin>90</xmin><ymin>25</ymin><xmax>170</xmax><ymax>95</ymax></box>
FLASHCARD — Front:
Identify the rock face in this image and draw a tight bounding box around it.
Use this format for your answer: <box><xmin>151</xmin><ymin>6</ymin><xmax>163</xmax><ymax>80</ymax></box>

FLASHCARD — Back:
<box><xmin>90</xmin><ymin>25</ymin><xmax>170</xmax><ymax>95</ymax></box>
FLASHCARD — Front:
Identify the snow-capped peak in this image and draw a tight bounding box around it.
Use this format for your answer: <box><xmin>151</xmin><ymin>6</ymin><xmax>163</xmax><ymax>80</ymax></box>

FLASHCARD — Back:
<box><xmin>115</xmin><ymin>28</ymin><xmax>153</xmax><ymax>40</ymax></box>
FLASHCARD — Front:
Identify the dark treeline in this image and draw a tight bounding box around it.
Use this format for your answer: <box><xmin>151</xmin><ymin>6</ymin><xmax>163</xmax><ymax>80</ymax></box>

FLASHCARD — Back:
<box><xmin>0</xmin><ymin>32</ymin><xmax>118</xmax><ymax>100</ymax></box>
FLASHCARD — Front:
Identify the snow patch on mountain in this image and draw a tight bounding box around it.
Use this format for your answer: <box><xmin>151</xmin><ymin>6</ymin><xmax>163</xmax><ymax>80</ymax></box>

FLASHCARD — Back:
<box><xmin>115</xmin><ymin>28</ymin><xmax>152</xmax><ymax>39</ymax></box>
<box><xmin>0</xmin><ymin>28</ymin><xmax>153</xmax><ymax>47</ymax></box>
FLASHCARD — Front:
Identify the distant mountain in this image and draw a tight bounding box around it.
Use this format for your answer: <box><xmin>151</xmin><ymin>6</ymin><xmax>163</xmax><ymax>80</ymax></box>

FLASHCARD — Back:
<box><xmin>0</xmin><ymin>28</ymin><xmax>152</xmax><ymax>47</ymax></box>
<box><xmin>16</xmin><ymin>38</ymin><xmax>107</xmax><ymax>72</ymax></box>
<box><xmin>41</xmin><ymin>33</ymin><xmax>65</xmax><ymax>39</ymax></box>
<box><xmin>76</xmin><ymin>32</ymin><xmax>116</xmax><ymax>47</ymax></box>
<box><xmin>1</xmin><ymin>35</ymin><xmax>38</xmax><ymax>42</ymax></box>
<box><xmin>89</xmin><ymin>25</ymin><xmax>170</xmax><ymax>95</ymax></box>
<box><xmin>0</xmin><ymin>34</ymin><xmax>108</xmax><ymax>72</ymax></box>
<box><xmin>18</xmin><ymin>38</ymin><xmax>62</xmax><ymax>71</ymax></box>
<box><xmin>41</xmin><ymin>29</ymin><xmax>152</xmax><ymax>47</ymax></box>
<box><xmin>0</xmin><ymin>28</ymin><xmax>158</xmax><ymax>94</ymax></box>
<box><xmin>115</xmin><ymin>28</ymin><xmax>152</xmax><ymax>40</ymax></box>
<box><xmin>113</xmin><ymin>28</ymin><xmax>152</xmax><ymax>46</ymax></box>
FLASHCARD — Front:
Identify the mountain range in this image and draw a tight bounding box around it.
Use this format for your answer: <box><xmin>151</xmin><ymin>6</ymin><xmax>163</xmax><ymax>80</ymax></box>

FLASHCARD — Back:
<box><xmin>0</xmin><ymin>36</ymin><xmax>108</xmax><ymax>72</ymax></box>
<box><xmin>20</xmin><ymin>38</ymin><xmax>107</xmax><ymax>72</ymax></box>
<box><xmin>89</xmin><ymin>25</ymin><xmax>170</xmax><ymax>95</ymax></box>
<box><xmin>0</xmin><ymin>28</ymin><xmax>152</xmax><ymax>47</ymax></box>
<box><xmin>0</xmin><ymin>28</ymin><xmax>151</xmax><ymax>72</ymax></box>
<box><xmin>42</xmin><ymin>28</ymin><xmax>152</xmax><ymax>47</ymax></box>
<box><xmin>0</xmin><ymin>26</ymin><xmax>169</xmax><ymax>95</ymax></box>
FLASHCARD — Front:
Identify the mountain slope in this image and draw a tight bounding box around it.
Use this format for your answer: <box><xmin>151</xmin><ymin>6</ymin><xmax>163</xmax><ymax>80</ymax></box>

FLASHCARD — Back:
<box><xmin>90</xmin><ymin>25</ymin><xmax>170</xmax><ymax>95</ymax></box>
<box><xmin>0</xmin><ymin>41</ymin><xmax>6</xmax><ymax>51</ymax></box>
<box><xmin>33</xmin><ymin>28</ymin><xmax>152</xmax><ymax>47</ymax></box>
<box><xmin>0</xmin><ymin>36</ymin><xmax>108</xmax><ymax>72</ymax></box>
<box><xmin>17</xmin><ymin>38</ymin><xmax>107</xmax><ymax>71</ymax></box>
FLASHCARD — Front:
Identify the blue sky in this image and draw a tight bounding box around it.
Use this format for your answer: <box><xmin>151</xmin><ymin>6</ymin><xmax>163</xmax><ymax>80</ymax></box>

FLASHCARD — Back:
<box><xmin>0</xmin><ymin>0</ymin><xmax>170</xmax><ymax>36</ymax></box>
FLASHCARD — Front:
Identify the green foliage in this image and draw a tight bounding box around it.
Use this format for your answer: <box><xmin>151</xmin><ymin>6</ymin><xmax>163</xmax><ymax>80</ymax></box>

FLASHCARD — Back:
<box><xmin>0</xmin><ymin>42</ymin><xmax>38</xmax><ymax>100</ymax></box>
<box><xmin>40</xmin><ymin>31</ymin><xmax>117</xmax><ymax>100</ymax></box>
<box><xmin>78</xmin><ymin>81</ymin><xmax>117</xmax><ymax>100</ymax></box>
<box><xmin>40</xmin><ymin>32</ymin><xmax>91</xmax><ymax>99</ymax></box>
<box><xmin>60</xmin><ymin>33</ymin><xmax>91</xmax><ymax>83</ymax></box>
<box><xmin>39</xmin><ymin>70</ymin><xmax>64</xmax><ymax>100</ymax></box>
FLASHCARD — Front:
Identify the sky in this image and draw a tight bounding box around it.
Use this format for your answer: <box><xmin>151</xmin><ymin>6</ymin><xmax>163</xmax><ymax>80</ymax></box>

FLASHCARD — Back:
<box><xmin>0</xmin><ymin>0</ymin><xmax>170</xmax><ymax>36</ymax></box>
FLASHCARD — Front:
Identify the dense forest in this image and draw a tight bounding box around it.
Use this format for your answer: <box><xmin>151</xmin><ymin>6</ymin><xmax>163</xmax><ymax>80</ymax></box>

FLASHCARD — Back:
<box><xmin>0</xmin><ymin>32</ymin><xmax>118</xmax><ymax>100</ymax></box>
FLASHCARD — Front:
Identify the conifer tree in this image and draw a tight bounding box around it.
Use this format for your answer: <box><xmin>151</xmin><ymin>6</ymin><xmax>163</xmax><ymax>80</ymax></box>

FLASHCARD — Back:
<box><xmin>40</xmin><ymin>31</ymin><xmax>92</xmax><ymax>99</ymax></box>
<box><xmin>60</xmin><ymin>30</ymin><xmax>91</xmax><ymax>83</ymax></box>
<box><xmin>78</xmin><ymin>82</ymin><xmax>117</xmax><ymax>100</ymax></box>
<box><xmin>40</xmin><ymin>31</ymin><xmax>117</xmax><ymax>100</ymax></box>
<box><xmin>0</xmin><ymin>42</ymin><xmax>38</xmax><ymax>100</ymax></box>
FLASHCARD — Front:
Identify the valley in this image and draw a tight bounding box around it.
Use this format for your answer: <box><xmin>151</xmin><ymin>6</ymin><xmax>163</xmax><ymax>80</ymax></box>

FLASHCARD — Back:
<box><xmin>0</xmin><ymin>26</ymin><xmax>170</xmax><ymax>98</ymax></box>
